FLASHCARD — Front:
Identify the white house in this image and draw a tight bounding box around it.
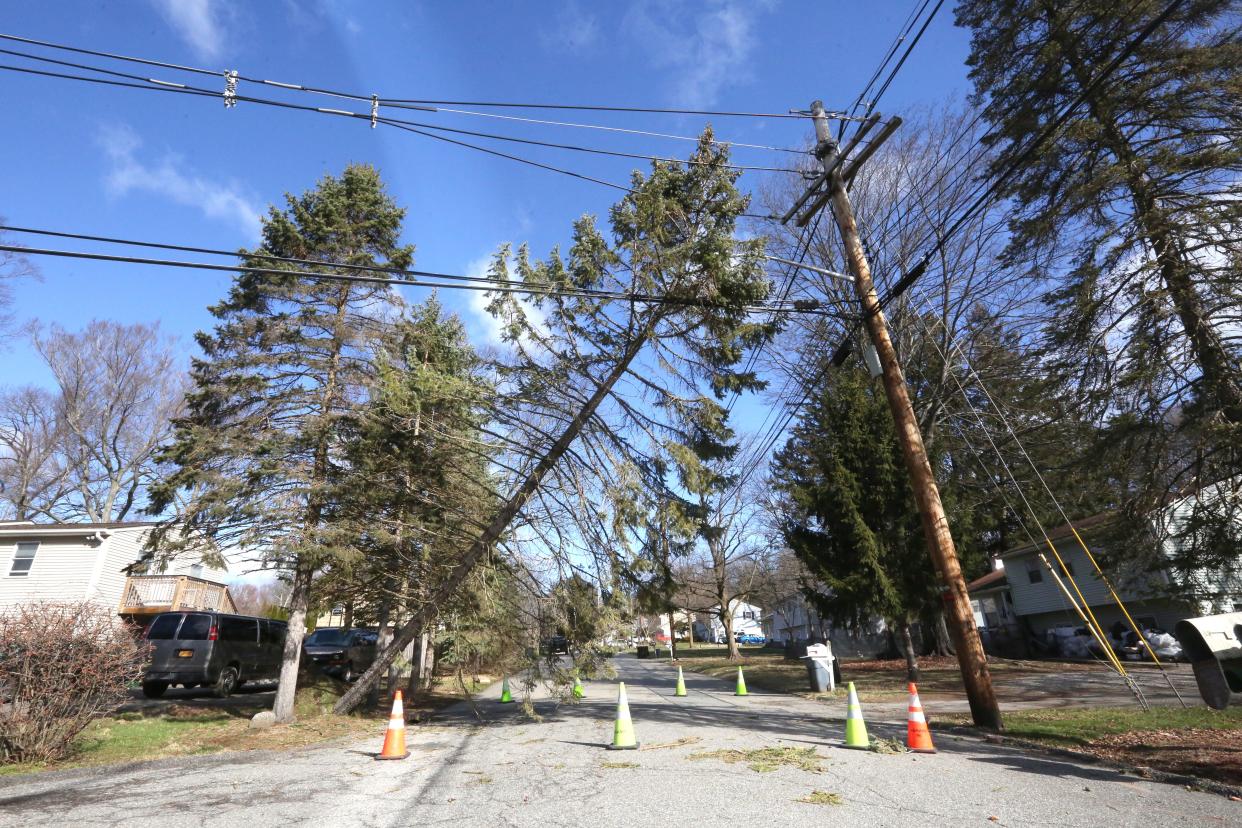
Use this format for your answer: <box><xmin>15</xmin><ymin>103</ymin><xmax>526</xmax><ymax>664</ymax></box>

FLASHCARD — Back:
<box><xmin>991</xmin><ymin>509</ymin><xmax>1242</xmax><ymax>639</ymax></box>
<box><xmin>703</xmin><ymin>600</ymin><xmax>763</xmax><ymax>642</ymax></box>
<box><xmin>0</xmin><ymin>520</ymin><xmax>232</xmax><ymax>617</ymax></box>
<box><xmin>762</xmin><ymin>592</ymin><xmax>825</xmax><ymax>644</ymax></box>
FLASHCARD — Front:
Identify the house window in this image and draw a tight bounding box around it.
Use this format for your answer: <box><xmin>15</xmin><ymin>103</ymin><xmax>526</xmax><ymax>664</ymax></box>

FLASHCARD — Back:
<box><xmin>1026</xmin><ymin>565</ymin><xmax>1043</xmax><ymax>584</ymax></box>
<box><xmin>742</xmin><ymin>610</ymin><xmax>755</xmax><ymax>620</ymax></box>
<box><xmin>1058</xmin><ymin>560</ymin><xmax>1075</xmax><ymax>577</ymax></box>
<box><xmin>9</xmin><ymin>542</ymin><xmax>38</xmax><ymax>577</ymax></box>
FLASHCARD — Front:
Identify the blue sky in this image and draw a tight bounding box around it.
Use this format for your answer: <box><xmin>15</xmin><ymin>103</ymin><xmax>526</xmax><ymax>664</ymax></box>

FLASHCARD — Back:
<box><xmin>1</xmin><ymin>0</ymin><xmax>974</xmax><ymax>417</ymax></box>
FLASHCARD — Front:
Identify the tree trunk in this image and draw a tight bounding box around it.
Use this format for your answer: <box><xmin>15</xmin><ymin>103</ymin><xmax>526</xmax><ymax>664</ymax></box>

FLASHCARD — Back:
<box><xmin>272</xmin><ymin>564</ymin><xmax>313</xmax><ymax>723</ymax></box>
<box><xmin>667</xmin><ymin>611</ymin><xmax>678</xmax><ymax>661</ymax></box>
<box><xmin>407</xmin><ymin>626</ymin><xmax>434</xmax><ymax>694</ymax></box>
<box><xmin>934</xmin><ymin>611</ymin><xmax>955</xmax><ymax>656</ymax></box>
<box><xmin>422</xmin><ymin>633</ymin><xmax>436</xmax><ymax>690</ymax></box>
<box><xmin>335</xmin><ymin>328</ymin><xmax>655</xmax><ymax>714</ymax></box>
<box><xmin>723</xmin><ymin>612</ymin><xmax>739</xmax><ymax>661</ymax></box>
<box><xmin>1045</xmin><ymin>4</ymin><xmax>1242</xmax><ymax>423</ymax></box>
<box><xmin>900</xmin><ymin>621</ymin><xmax>920</xmax><ymax>683</ymax></box>
<box><xmin>369</xmin><ymin>593</ymin><xmax>393</xmax><ymax>709</ymax></box>
<box><xmin>342</xmin><ymin>601</ymin><xmax>354</xmax><ymax>630</ymax></box>
<box><xmin>687</xmin><ymin>616</ymin><xmax>695</xmax><ymax>650</ymax></box>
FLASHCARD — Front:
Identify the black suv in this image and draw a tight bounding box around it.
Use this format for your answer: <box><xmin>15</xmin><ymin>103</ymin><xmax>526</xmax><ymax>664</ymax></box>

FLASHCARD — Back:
<box><xmin>302</xmin><ymin>627</ymin><xmax>377</xmax><ymax>681</ymax></box>
<box><xmin>142</xmin><ymin>611</ymin><xmax>288</xmax><ymax>698</ymax></box>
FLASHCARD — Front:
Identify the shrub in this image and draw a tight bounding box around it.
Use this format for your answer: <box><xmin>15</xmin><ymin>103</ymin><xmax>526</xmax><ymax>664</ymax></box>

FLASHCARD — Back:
<box><xmin>0</xmin><ymin>602</ymin><xmax>145</xmax><ymax>763</ymax></box>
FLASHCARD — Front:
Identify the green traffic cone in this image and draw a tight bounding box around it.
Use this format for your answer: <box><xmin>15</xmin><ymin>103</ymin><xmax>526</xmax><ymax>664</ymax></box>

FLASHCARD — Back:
<box><xmin>674</xmin><ymin>666</ymin><xmax>687</xmax><ymax>697</ymax></box>
<box><xmin>734</xmin><ymin>665</ymin><xmax>748</xmax><ymax>696</ymax></box>
<box><xmin>573</xmin><ymin>675</ymin><xmax>586</xmax><ymax>699</ymax></box>
<box><xmin>499</xmin><ymin>674</ymin><xmax>514</xmax><ymax>704</ymax></box>
<box><xmin>844</xmin><ymin>681</ymin><xmax>869</xmax><ymax>749</ymax></box>
<box><xmin>607</xmin><ymin>682</ymin><xmax>639</xmax><ymax>750</ymax></box>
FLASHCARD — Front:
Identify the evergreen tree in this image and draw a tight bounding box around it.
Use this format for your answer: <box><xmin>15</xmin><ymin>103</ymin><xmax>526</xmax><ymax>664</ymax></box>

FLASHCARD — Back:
<box><xmin>148</xmin><ymin>164</ymin><xmax>412</xmax><ymax>722</ymax></box>
<box><xmin>956</xmin><ymin>0</ymin><xmax>1242</xmax><ymax>572</ymax></box>
<box><xmin>337</xmin><ymin>130</ymin><xmax>774</xmax><ymax>711</ymax></box>
<box><xmin>772</xmin><ymin>367</ymin><xmax>980</xmax><ymax>679</ymax></box>
<box><xmin>327</xmin><ymin>295</ymin><xmax>496</xmax><ymax>693</ymax></box>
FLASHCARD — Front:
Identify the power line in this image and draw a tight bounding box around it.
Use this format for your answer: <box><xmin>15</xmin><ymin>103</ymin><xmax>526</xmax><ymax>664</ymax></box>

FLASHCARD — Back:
<box><xmin>381</xmin><ymin>100</ymin><xmax>842</xmax><ymax>121</ymax></box>
<box><xmin>847</xmin><ymin>0</ymin><xmax>929</xmax><ymax>121</ymax></box>
<box><xmin>866</xmin><ymin>0</ymin><xmax>946</xmax><ymax>120</ymax></box>
<box><xmin>722</xmin><ymin>0</ymin><xmax>947</xmax><ymax>488</ymax></box>
<box><xmin>724</xmin><ymin>0</ymin><xmax>948</xmax><ymax>483</ymax></box>
<box><xmin>0</xmin><ymin>62</ymin><xmax>639</xmax><ymax>192</ymax></box>
<box><xmin>424</xmin><ymin>106</ymin><xmax>809</xmax><ymax>154</ymax></box>
<box><xmin>870</xmin><ymin>0</ymin><xmax>1187</xmax><ymax>313</ymax></box>
<box><xmin>0</xmin><ymin>30</ymin><xmax>850</xmax><ymax>124</ymax></box>
<box><xmin>0</xmin><ymin>49</ymin><xmax>798</xmax><ymax>174</ymax></box>
<box><xmin>0</xmin><ymin>229</ymin><xmax>834</xmax><ymax>317</ymax></box>
<box><xmin>838</xmin><ymin>0</ymin><xmax>1127</xmax><ymax>292</ymax></box>
<box><xmin>0</xmin><ymin>59</ymin><xmax>797</xmax><ymax>217</ymax></box>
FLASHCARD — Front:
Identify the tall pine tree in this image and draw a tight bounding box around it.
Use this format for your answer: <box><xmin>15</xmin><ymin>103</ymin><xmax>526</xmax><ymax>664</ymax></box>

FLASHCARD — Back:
<box><xmin>956</xmin><ymin>0</ymin><xmax>1242</xmax><ymax>576</ymax></box>
<box><xmin>772</xmin><ymin>366</ymin><xmax>984</xmax><ymax>678</ymax></box>
<box><xmin>148</xmin><ymin>165</ymin><xmax>412</xmax><ymax>721</ymax></box>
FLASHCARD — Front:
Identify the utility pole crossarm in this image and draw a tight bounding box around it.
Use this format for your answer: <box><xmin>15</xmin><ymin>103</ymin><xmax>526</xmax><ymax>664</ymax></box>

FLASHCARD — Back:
<box><xmin>800</xmin><ymin>99</ymin><xmax>1003</xmax><ymax>731</ymax></box>
<box><xmin>788</xmin><ymin>112</ymin><xmax>901</xmax><ymax>227</ymax></box>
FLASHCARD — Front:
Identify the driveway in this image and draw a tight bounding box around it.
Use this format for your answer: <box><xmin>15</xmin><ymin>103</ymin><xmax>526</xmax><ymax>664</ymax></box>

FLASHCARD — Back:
<box><xmin>0</xmin><ymin>654</ymin><xmax>1236</xmax><ymax>827</ymax></box>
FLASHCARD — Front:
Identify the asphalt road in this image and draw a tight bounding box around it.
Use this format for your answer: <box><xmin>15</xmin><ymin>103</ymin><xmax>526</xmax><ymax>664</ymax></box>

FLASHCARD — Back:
<box><xmin>1</xmin><ymin>655</ymin><xmax>1238</xmax><ymax>827</ymax></box>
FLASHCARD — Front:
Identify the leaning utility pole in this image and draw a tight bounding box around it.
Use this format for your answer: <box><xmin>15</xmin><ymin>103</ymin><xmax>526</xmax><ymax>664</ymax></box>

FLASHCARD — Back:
<box><xmin>791</xmin><ymin>100</ymin><xmax>1002</xmax><ymax>730</ymax></box>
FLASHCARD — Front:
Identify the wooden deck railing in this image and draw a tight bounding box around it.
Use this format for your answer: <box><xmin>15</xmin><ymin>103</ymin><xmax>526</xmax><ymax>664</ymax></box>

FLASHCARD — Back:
<box><xmin>118</xmin><ymin>575</ymin><xmax>237</xmax><ymax>615</ymax></box>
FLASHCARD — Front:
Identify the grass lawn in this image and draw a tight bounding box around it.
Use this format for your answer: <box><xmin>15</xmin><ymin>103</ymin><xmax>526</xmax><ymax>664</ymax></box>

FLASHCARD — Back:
<box><xmin>666</xmin><ymin>645</ymin><xmax>976</xmax><ymax>701</ymax></box>
<box><xmin>944</xmin><ymin>705</ymin><xmax>1242</xmax><ymax>787</ymax></box>
<box><xmin>943</xmin><ymin>705</ymin><xmax>1242</xmax><ymax>747</ymax></box>
<box><xmin>0</xmin><ymin>672</ymin><xmax>491</xmax><ymax>778</ymax></box>
<box><xmin>0</xmin><ymin>707</ymin><xmax>380</xmax><ymax>778</ymax></box>
<box><xmin>667</xmin><ymin>646</ymin><xmax>1108</xmax><ymax>702</ymax></box>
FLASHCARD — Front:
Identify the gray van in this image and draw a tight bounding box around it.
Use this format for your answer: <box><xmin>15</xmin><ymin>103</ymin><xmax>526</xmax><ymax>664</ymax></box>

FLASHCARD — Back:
<box><xmin>141</xmin><ymin>611</ymin><xmax>288</xmax><ymax>699</ymax></box>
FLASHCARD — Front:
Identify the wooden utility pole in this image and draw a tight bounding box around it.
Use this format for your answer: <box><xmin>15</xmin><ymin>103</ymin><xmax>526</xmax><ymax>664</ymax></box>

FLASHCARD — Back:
<box><xmin>801</xmin><ymin>100</ymin><xmax>1002</xmax><ymax>730</ymax></box>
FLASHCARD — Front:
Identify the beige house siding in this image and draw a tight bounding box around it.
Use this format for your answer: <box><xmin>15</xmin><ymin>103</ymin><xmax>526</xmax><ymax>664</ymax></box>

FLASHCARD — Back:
<box><xmin>1002</xmin><ymin>538</ymin><xmax>1166</xmax><ymax>619</ymax></box>
<box><xmin>0</xmin><ymin>534</ymin><xmax>106</xmax><ymax>609</ymax></box>
<box><xmin>0</xmin><ymin>525</ymin><xmax>228</xmax><ymax>613</ymax></box>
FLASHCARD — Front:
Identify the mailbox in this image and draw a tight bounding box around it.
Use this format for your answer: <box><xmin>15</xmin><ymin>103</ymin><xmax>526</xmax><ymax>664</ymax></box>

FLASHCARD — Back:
<box><xmin>801</xmin><ymin>642</ymin><xmax>837</xmax><ymax>693</ymax></box>
<box><xmin>1173</xmin><ymin>612</ymin><xmax>1242</xmax><ymax>710</ymax></box>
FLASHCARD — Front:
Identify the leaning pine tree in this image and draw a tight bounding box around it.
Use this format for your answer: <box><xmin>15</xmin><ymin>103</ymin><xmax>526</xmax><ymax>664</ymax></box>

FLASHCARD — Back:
<box><xmin>335</xmin><ymin>130</ymin><xmax>774</xmax><ymax>712</ymax></box>
<box><xmin>148</xmin><ymin>164</ymin><xmax>412</xmax><ymax>722</ymax></box>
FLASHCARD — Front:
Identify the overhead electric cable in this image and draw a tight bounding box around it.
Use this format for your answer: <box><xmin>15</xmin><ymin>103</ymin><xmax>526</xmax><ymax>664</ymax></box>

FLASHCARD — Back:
<box><xmin>868</xmin><ymin>0</ymin><xmax>1187</xmax><ymax>313</ymax></box>
<box><xmin>0</xmin><ymin>31</ymin><xmax>851</xmax><ymax>123</ymax></box>
<box><xmin>0</xmin><ymin>49</ymin><xmax>797</xmax><ymax>174</ymax></box>
<box><xmin>0</xmin><ymin>235</ymin><xmax>830</xmax><ymax>317</ymax></box>
<box><xmin>0</xmin><ymin>62</ymin><xmax>640</xmax><ymax>192</ymax></box>
<box><xmin>866</xmin><ymin>0</ymin><xmax>946</xmax><ymax>119</ymax></box>
<box><xmin>426</xmin><ymin>106</ymin><xmax>808</xmax><ymax>154</ymax></box>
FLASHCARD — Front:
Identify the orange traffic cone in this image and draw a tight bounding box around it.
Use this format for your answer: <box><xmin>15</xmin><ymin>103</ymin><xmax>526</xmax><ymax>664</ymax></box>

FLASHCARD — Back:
<box><xmin>376</xmin><ymin>690</ymin><xmax>410</xmax><ymax>760</ymax></box>
<box><xmin>906</xmin><ymin>682</ymin><xmax>936</xmax><ymax>754</ymax></box>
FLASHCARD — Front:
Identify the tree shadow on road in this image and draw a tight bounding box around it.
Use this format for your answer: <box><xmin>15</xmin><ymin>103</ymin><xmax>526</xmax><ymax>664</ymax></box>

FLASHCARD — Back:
<box><xmin>963</xmin><ymin>750</ymin><xmax>1135</xmax><ymax>785</ymax></box>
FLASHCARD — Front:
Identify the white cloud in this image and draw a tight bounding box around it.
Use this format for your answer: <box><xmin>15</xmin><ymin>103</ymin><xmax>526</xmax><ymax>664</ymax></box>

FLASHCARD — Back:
<box><xmin>623</xmin><ymin>0</ymin><xmax>769</xmax><ymax>107</ymax></box>
<box><xmin>541</xmin><ymin>2</ymin><xmax>600</xmax><ymax>54</ymax></box>
<box><xmin>150</xmin><ymin>0</ymin><xmax>225</xmax><ymax>61</ymax></box>
<box><xmin>98</xmin><ymin>124</ymin><xmax>263</xmax><ymax>239</ymax></box>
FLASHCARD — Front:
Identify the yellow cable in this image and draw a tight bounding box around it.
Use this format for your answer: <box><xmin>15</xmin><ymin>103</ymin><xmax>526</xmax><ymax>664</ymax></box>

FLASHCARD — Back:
<box><xmin>1068</xmin><ymin>526</ymin><xmax>1166</xmax><ymax>667</ymax></box>
<box><xmin>1036</xmin><ymin>552</ymin><xmax>1125</xmax><ymax>675</ymax></box>
<box><xmin>1041</xmin><ymin>540</ymin><xmax>1128</xmax><ymax>676</ymax></box>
